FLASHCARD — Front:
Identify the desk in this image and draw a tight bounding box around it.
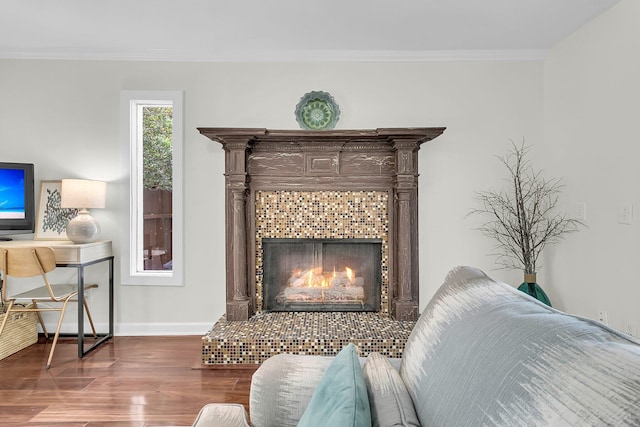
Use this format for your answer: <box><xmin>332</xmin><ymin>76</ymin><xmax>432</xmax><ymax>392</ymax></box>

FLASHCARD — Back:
<box><xmin>0</xmin><ymin>240</ymin><xmax>113</xmax><ymax>358</ymax></box>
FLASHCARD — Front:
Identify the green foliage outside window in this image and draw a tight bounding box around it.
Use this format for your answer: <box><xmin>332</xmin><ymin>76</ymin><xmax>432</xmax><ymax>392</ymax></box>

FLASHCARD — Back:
<box><xmin>143</xmin><ymin>106</ymin><xmax>173</xmax><ymax>191</ymax></box>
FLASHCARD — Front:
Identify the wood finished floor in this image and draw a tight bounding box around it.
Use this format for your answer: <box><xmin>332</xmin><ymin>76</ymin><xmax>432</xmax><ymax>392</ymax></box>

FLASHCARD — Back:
<box><xmin>0</xmin><ymin>336</ymin><xmax>257</xmax><ymax>426</ymax></box>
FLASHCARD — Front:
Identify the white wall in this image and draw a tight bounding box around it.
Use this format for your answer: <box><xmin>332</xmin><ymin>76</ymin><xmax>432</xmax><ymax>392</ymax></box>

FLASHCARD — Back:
<box><xmin>542</xmin><ymin>0</ymin><xmax>640</xmax><ymax>335</ymax></box>
<box><xmin>1</xmin><ymin>58</ymin><xmax>545</xmax><ymax>334</ymax></box>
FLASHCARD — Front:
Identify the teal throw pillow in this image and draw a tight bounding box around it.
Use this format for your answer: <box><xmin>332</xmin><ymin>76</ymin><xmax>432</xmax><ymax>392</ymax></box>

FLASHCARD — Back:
<box><xmin>297</xmin><ymin>343</ymin><xmax>371</xmax><ymax>427</ymax></box>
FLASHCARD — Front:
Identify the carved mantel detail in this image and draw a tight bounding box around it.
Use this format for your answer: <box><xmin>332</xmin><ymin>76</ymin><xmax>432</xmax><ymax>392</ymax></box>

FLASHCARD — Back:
<box><xmin>198</xmin><ymin>127</ymin><xmax>446</xmax><ymax>321</ymax></box>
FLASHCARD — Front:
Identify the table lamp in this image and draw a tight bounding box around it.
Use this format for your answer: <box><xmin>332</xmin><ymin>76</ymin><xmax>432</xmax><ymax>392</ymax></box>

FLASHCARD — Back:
<box><xmin>61</xmin><ymin>179</ymin><xmax>107</xmax><ymax>243</ymax></box>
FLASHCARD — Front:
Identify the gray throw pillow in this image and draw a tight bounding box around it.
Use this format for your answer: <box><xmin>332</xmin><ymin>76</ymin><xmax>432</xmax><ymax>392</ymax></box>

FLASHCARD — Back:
<box><xmin>363</xmin><ymin>352</ymin><xmax>420</xmax><ymax>427</ymax></box>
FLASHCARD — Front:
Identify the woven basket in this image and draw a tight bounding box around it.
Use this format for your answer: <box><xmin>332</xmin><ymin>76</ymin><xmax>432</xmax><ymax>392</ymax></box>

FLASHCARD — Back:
<box><xmin>0</xmin><ymin>304</ymin><xmax>38</xmax><ymax>360</ymax></box>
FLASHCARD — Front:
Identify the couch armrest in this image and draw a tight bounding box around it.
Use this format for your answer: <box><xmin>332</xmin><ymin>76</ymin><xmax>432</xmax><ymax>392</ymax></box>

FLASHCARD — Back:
<box><xmin>191</xmin><ymin>403</ymin><xmax>250</xmax><ymax>427</ymax></box>
<box><xmin>250</xmin><ymin>354</ymin><xmax>334</xmax><ymax>427</ymax></box>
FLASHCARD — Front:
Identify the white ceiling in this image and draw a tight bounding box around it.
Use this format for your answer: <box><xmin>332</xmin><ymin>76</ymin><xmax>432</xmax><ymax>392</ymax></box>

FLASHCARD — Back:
<box><xmin>0</xmin><ymin>0</ymin><xmax>622</xmax><ymax>62</ymax></box>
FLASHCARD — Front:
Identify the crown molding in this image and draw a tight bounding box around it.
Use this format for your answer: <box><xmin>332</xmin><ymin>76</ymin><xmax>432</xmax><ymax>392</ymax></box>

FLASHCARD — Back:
<box><xmin>0</xmin><ymin>47</ymin><xmax>547</xmax><ymax>62</ymax></box>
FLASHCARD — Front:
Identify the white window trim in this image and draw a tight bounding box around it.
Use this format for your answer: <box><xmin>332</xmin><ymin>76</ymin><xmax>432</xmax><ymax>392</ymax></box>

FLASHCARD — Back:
<box><xmin>120</xmin><ymin>90</ymin><xmax>184</xmax><ymax>286</ymax></box>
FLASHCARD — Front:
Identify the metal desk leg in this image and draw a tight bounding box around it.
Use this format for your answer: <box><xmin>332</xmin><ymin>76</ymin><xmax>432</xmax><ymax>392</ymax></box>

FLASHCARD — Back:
<box><xmin>109</xmin><ymin>257</ymin><xmax>114</xmax><ymax>337</ymax></box>
<box><xmin>77</xmin><ymin>265</ymin><xmax>85</xmax><ymax>358</ymax></box>
<box><xmin>77</xmin><ymin>256</ymin><xmax>114</xmax><ymax>358</ymax></box>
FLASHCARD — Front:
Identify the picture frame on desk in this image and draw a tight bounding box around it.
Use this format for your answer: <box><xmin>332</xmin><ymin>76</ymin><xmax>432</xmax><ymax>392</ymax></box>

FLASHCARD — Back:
<box><xmin>34</xmin><ymin>180</ymin><xmax>78</xmax><ymax>240</ymax></box>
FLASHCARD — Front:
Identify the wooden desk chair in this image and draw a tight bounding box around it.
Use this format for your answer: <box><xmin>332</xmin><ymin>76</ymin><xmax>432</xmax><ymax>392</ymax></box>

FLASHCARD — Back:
<box><xmin>0</xmin><ymin>247</ymin><xmax>98</xmax><ymax>368</ymax></box>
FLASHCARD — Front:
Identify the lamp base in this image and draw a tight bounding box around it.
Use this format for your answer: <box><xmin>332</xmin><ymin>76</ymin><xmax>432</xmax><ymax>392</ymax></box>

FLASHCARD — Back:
<box><xmin>66</xmin><ymin>209</ymin><xmax>100</xmax><ymax>243</ymax></box>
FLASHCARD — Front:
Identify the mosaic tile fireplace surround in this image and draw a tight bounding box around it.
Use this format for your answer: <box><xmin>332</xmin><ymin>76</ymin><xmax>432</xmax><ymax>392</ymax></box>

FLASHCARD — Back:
<box><xmin>198</xmin><ymin>127</ymin><xmax>445</xmax><ymax>364</ymax></box>
<box><xmin>258</xmin><ymin>192</ymin><xmax>386</xmax><ymax>314</ymax></box>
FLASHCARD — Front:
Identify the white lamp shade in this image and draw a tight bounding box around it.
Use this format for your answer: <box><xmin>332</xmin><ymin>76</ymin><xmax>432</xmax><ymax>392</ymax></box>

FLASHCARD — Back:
<box><xmin>61</xmin><ymin>179</ymin><xmax>107</xmax><ymax>209</ymax></box>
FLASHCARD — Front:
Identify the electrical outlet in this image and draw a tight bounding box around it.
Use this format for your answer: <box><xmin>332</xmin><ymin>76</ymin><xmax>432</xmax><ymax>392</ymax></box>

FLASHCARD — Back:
<box><xmin>618</xmin><ymin>204</ymin><xmax>633</xmax><ymax>225</ymax></box>
<box><xmin>598</xmin><ymin>310</ymin><xmax>608</xmax><ymax>325</ymax></box>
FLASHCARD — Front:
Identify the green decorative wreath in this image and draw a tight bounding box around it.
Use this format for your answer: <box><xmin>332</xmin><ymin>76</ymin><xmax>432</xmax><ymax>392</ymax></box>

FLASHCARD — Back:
<box><xmin>295</xmin><ymin>91</ymin><xmax>340</xmax><ymax>130</ymax></box>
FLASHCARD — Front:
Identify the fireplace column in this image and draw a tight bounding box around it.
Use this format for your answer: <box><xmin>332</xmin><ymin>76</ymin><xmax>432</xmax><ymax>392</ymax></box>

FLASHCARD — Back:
<box><xmin>222</xmin><ymin>137</ymin><xmax>252</xmax><ymax>320</ymax></box>
<box><xmin>392</xmin><ymin>139</ymin><xmax>421</xmax><ymax>321</ymax></box>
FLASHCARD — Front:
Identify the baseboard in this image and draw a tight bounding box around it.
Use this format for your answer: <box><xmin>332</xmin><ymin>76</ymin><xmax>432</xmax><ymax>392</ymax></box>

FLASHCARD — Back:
<box><xmin>115</xmin><ymin>322</ymin><xmax>212</xmax><ymax>336</ymax></box>
<box><xmin>42</xmin><ymin>322</ymin><xmax>213</xmax><ymax>337</ymax></box>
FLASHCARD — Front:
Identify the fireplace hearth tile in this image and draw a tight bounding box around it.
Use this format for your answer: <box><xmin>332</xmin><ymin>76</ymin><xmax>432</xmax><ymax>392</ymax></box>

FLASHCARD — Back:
<box><xmin>201</xmin><ymin>312</ymin><xmax>415</xmax><ymax>365</ymax></box>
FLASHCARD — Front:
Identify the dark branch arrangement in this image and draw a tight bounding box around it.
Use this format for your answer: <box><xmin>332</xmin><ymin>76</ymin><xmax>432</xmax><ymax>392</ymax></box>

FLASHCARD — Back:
<box><xmin>469</xmin><ymin>141</ymin><xmax>583</xmax><ymax>275</ymax></box>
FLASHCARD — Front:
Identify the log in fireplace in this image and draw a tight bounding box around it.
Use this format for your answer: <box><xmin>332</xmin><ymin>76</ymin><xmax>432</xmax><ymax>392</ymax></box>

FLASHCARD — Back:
<box><xmin>198</xmin><ymin>127</ymin><xmax>446</xmax><ymax>321</ymax></box>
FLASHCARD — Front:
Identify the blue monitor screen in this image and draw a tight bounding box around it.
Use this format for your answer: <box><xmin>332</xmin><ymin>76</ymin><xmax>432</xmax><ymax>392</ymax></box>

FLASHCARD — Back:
<box><xmin>0</xmin><ymin>168</ymin><xmax>26</xmax><ymax>220</ymax></box>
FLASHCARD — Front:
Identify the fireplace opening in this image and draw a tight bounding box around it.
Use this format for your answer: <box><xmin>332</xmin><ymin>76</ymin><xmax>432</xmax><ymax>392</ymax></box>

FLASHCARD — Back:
<box><xmin>262</xmin><ymin>238</ymin><xmax>382</xmax><ymax>312</ymax></box>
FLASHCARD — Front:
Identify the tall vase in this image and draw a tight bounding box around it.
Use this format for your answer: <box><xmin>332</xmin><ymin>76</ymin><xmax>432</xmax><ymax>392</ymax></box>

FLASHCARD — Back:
<box><xmin>517</xmin><ymin>273</ymin><xmax>552</xmax><ymax>307</ymax></box>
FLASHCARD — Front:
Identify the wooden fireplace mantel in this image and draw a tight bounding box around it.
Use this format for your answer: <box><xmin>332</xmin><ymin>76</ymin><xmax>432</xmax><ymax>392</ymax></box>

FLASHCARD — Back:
<box><xmin>198</xmin><ymin>127</ymin><xmax>446</xmax><ymax>321</ymax></box>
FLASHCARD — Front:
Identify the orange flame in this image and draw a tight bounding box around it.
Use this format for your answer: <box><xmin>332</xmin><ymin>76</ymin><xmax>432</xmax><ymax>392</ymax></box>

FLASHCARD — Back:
<box><xmin>345</xmin><ymin>267</ymin><xmax>354</xmax><ymax>282</ymax></box>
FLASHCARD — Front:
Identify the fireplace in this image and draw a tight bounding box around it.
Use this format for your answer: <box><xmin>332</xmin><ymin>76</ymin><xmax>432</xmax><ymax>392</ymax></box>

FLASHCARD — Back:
<box><xmin>263</xmin><ymin>238</ymin><xmax>382</xmax><ymax>312</ymax></box>
<box><xmin>255</xmin><ymin>190</ymin><xmax>390</xmax><ymax>315</ymax></box>
<box><xmin>198</xmin><ymin>127</ymin><xmax>446</xmax><ymax>321</ymax></box>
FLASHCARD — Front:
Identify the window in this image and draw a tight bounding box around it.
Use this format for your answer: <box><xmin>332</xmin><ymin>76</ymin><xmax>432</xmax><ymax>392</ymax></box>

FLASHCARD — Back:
<box><xmin>120</xmin><ymin>91</ymin><xmax>183</xmax><ymax>286</ymax></box>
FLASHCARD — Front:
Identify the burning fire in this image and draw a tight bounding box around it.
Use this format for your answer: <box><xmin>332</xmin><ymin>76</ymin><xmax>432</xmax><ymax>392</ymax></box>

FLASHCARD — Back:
<box><xmin>306</xmin><ymin>270</ymin><xmax>329</xmax><ymax>287</ymax></box>
<box><xmin>283</xmin><ymin>265</ymin><xmax>365</xmax><ymax>304</ymax></box>
<box><xmin>300</xmin><ymin>266</ymin><xmax>355</xmax><ymax>288</ymax></box>
<box><xmin>345</xmin><ymin>267</ymin><xmax>354</xmax><ymax>282</ymax></box>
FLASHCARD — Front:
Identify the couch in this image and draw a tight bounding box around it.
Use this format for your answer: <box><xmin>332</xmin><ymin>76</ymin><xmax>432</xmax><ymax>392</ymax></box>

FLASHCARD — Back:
<box><xmin>193</xmin><ymin>266</ymin><xmax>640</xmax><ymax>426</ymax></box>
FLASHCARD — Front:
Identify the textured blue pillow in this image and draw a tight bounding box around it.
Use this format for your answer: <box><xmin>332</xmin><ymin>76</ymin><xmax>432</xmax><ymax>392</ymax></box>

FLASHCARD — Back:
<box><xmin>297</xmin><ymin>343</ymin><xmax>371</xmax><ymax>427</ymax></box>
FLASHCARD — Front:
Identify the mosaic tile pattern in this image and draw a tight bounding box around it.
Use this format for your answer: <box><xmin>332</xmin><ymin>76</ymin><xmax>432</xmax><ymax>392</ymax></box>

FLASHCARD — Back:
<box><xmin>202</xmin><ymin>312</ymin><xmax>416</xmax><ymax>365</ymax></box>
<box><xmin>255</xmin><ymin>190</ymin><xmax>390</xmax><ymax>315</ymax></box>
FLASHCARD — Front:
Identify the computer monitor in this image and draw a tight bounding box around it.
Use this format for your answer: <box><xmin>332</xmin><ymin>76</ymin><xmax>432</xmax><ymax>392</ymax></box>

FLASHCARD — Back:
<box><xmin>0</xmin><ymin>162</ymin><xmax>35</xmax><ymax>240</ymax></box>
